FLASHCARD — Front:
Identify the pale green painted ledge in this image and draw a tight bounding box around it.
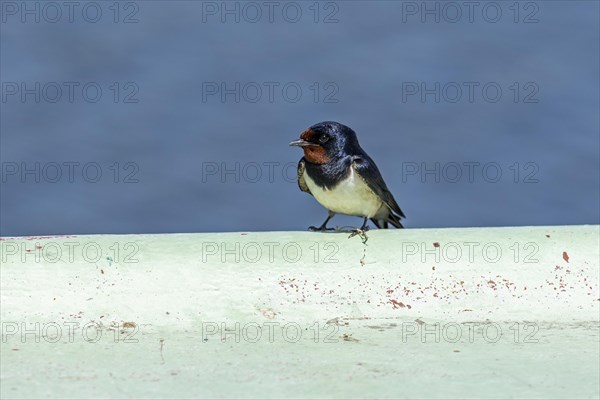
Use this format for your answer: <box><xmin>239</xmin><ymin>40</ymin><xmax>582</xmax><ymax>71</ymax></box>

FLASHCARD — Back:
<box><xmin>1</xmin><ymin>225</ymin><xmax>599</xmax><ymax>399</ymax></box>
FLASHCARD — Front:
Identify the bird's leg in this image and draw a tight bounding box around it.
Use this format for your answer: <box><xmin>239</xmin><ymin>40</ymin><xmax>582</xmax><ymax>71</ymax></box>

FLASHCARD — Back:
<box><xmin>359</xmin><ymin>217</ymin><xmax>370</xmax><ymax>231</ymax></box>
<box><xmin>309</xmin><ymin>211</ymin><xmax>336</xmax><ymax>232</ymax></box>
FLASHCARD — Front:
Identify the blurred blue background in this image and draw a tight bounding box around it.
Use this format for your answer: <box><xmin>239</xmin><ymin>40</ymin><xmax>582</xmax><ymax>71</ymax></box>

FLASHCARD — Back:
<box><xmin>1</xmin><ymin>1</ymin><xmax>599</xmax><ymax>236</ymax></box>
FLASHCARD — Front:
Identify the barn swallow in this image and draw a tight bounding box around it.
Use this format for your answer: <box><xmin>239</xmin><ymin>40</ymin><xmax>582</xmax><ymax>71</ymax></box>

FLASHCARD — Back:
<box><xmin>290</xmin><ymin>121</ymin><xmax>406</xmax><ymax>231</ymax></box>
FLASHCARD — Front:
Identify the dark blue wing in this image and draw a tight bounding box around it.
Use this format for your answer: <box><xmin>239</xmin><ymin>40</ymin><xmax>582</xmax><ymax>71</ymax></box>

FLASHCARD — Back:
<box><xmin>297</xmin><ymin>158</ymin><xmax>311</xmax><ymax>194</ymax></box>
<box><xmin>352</xmin><ymin>155</ymin><xmax>406</xmax><ymax>219</ymax></box>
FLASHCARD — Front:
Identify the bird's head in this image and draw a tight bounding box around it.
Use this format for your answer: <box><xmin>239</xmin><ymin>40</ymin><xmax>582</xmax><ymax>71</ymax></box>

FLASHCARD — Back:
<box><xmin>289</xmin><ymin>121</ymin><xmax>360</xmax><ymax>164</ymax></box>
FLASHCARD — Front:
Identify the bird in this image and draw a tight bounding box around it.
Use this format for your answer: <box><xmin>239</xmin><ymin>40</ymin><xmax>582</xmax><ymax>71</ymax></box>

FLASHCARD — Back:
<box><xmin>290</xmin><ymin>121</ymin><xmax>405</xmax><ymax>231</ymax></box>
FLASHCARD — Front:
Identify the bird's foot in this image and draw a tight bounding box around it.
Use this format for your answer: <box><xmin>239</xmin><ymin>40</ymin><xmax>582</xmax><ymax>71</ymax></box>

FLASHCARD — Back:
<box><xmin>348</xmin><ymin>226</ymin><xmax>369</xmax><ymax>244</ymax></box>
<box><xmin>308</xmin><ymin>225</ymin><xmax>335</xmax><ymax>232</ymax></box>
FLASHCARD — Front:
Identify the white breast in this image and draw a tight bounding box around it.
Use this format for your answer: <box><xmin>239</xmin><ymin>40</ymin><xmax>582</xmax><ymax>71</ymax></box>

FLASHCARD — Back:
<box><xmin>304</xmin><ymin>167</ymin><xmax>383</xmax><ymax>218</ymax></box>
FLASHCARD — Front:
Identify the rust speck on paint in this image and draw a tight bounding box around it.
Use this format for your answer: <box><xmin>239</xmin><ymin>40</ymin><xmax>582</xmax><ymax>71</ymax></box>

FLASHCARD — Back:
<box><xmin>389</xmin><ymin>299</ymin><xmax>406</xmax><ymax>309</ymax></box>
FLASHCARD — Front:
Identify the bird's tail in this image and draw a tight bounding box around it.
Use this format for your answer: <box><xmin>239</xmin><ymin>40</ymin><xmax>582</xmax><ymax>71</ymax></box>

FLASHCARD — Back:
<box><xmin>371</xmin><ymin>212</ymin><xmax>404</xmax><ymax>229</ymax></box>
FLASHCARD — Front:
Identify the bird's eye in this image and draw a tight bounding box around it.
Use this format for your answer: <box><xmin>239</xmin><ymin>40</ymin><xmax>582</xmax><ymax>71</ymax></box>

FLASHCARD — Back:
<box><xmin>319</xmin><ymin>135</ymin><xmax>329</xmax><ymax>144</ymax></box>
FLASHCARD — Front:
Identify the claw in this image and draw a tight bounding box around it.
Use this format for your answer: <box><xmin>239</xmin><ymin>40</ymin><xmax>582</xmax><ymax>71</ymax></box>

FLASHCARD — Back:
<box><xmin>348</xmin><ymin>227</ymin><xmax>369</xmax><ymax>244</ymax></box>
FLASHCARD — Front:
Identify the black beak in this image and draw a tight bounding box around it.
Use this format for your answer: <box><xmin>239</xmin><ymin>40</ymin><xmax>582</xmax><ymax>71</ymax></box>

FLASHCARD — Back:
<box><xmin>289</xmin><ymin>139</ymin><xmax>311</xmax><ymax>147</ymax></box>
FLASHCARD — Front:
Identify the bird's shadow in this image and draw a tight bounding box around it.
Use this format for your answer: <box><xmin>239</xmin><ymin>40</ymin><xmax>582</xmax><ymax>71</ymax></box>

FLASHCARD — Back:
<box><xmin>307</xmin><ymin>225</ymin><xmax>370</xmax><ymax>244</ymax></box>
